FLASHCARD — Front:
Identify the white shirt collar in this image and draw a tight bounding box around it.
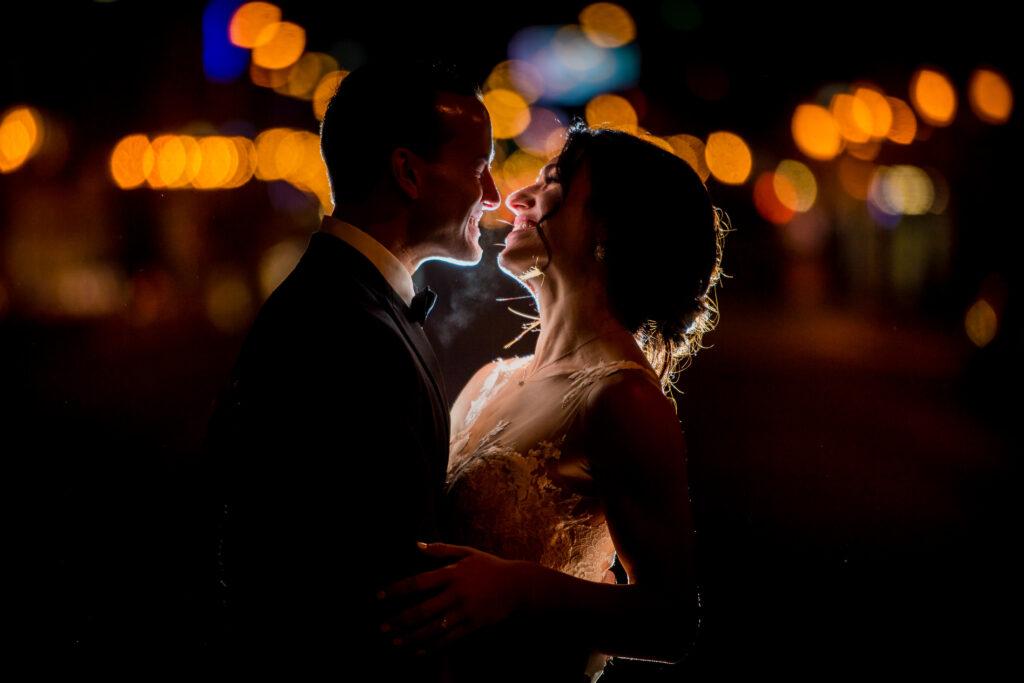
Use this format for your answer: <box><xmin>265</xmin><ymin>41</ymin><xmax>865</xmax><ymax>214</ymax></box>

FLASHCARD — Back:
<box><xmin>319</xmin><ymin>215</ymin><xmax>416</xmax><ymax>306</ymax></box>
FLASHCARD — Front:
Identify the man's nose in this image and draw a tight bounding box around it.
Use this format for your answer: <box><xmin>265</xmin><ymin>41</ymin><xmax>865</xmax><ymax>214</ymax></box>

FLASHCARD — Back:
<box><xmin>481</xmin><ymin>168</ymin><xmax>500</xmax><ymax>211</ymax></box>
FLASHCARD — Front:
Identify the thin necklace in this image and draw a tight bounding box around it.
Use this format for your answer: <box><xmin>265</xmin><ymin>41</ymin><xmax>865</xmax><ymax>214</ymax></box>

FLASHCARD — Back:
<box><xmin>517</xmin><ymin>332</ymin><xmax>614</xmax><ymax>386</ymax></box>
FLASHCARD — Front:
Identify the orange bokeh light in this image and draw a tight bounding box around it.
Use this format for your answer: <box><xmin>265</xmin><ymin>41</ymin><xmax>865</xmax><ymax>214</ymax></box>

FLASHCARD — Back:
<box><xmin>969</xmin><ymin>68</ymin><xmax>1013</xmax><ymax>124</ymax></box>
<box><xmin>830</xmin><ymin>93</ymin><xmax>873</xmax><ymax>143</ymax></box>
<box><xmin>313</xmin><ymin>70</ymin><xmax>349</xmax><ymax>121</ymax></box>
<box><xmin>579</xmin><ymin>2</ymin><xmax>636</xmax><ymax>48</ymax></box>
<box><xmin>792</xmin><ymin>104</ymin><xmax>842</xmax><ymax>161</ymax></box>
<box><xmin>910</xmin><ymin>68</ymin><xmax>956</xmax><ymax>126</ymax></box>
<box><xmin>585</xmin><ymin>93</ymin><xmax>638</xmax><ymax>129</ymax></box>
<box><xmin>485</xmin><ymin>60</ymin><xmax>545</xmax><ymax>104</ymax></box>
<box><xmin>753</xmin><ymin>172</ymin><xmax>795</xmax><ymax>225</ymax></box>
<box><xmin>705</xmin><ymin>131</ymin><xmax>752</xmax><ymax>185</ymax></box>
<box><xmin>251</xmin><ymin>21</ymin><xmax>305</xmax><ymax>70</ymax></box>
<box><xmin>229</xmin><ymin>2</ymin><xmax>281</xmax><ymax>48</ymax></box>
<box><xmin>110</xmin><ymin>134</ymin><xmax>154</xmax><ymax>189</ymax></box>
<box><xmin>0</xmin><ymin>106</ymin><xmax>43</xmax><ymax>173</ymax></box>
<box><xmin>853</xmin><ymin>86</ymin><xmax>892</xmax><ymax>138</ymax></box>
<box><xmin>885</xmin><ymin>97</ymin><xmax>917</xmax><ymax>144</ymax></box>
<box><xmin>483</xmin><ymin>89</ymin><xmax>531</xmax><ymax>139</ymax></box>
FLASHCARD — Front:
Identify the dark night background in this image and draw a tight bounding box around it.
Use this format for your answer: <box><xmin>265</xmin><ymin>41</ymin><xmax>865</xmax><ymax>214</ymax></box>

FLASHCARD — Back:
<box><xmin>2</xmin><ymin>0</ymin><xmax>1017</xmax><ymax>675</ymax></box>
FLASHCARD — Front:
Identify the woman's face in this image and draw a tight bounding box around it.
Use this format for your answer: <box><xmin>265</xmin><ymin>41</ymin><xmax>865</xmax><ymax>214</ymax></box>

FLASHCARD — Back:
<box><xmin>498</xmin><ymin>158</ymin><xmax>593</xmax><ymax>280</ymax></box>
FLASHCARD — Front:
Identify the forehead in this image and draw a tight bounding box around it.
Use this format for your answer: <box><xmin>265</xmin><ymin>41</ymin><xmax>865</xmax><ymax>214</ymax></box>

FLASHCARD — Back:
<box><xmin>435</xmin><ymin>93</ymin><xmax>492</xmax><ymax>158</ymax></box>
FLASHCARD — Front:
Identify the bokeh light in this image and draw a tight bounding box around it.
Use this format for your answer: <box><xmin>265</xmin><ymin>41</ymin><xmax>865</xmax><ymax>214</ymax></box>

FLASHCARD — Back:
<box><xmin>313</xmin><ymin>70</ymin><xmax>349</xmax><ymax>121</ymax></box>
<box><xmin>203</xmin><ymin>0</ymin><xmax>250</xmax><ymax>83</ymax></box>
<box><xmin>964</xmin><ymin>298</ymin><xmax>997</xmax><ymax>347</ymax></box>
<box><xmin>192</xmin><ymin>136</ymin><xmax>236</xmax><ymax>189</ymax></box>
<box><xmin>880</xmin><ymin>165</ymin><xmax>935</xmax><ymax>215</ymax></box>
<box><xmin>228</xmin><ymin>1</ymin><xmax>281</xmax><ymax>48</ymax></box>
<box><xmin>910</xmin><ymin>68</ymin><xmax>957</xmax><ymax>126</ymax></box>
<box><xmin>276</xmin><ymin>52</ymin><xmax>339</xmax><ymax>100</ymax></box>
<box><xmin>666</xmin><ymin>134</ymin><xmax>710</xmax><ymax>182</ymax></box>
<box><xmin>830</xmin><ymin>93</ymin><xmax>873</xmax><ymax>143</ymax></box>
<box><xmin>753</xmin><ymin>172</ymin><xmax>795</xmax><ymax>225</ymax></box>
<box><xmin>254</xmin><ymin>127</ymin><xmax>293</xmax><ymax>181</ymax></box>
<box><xmin>585</xmin><ymin>93</ymin><xmax>637</xmax><ymax>129</ymax></box>
<box><xmin>223</xmin><ymin>136</ymin><xmax>257</xmax><ymax>188</ymax></box>
<box><xmin>553</xmin><ymin>24</ymin><xmax>610</xmax><ymax>73</ymax></box>
<box><xmin>251</xmin><ymin>21</ymin><xmax>305</xmax><ymax>70</ymax></box>
<box><xmin>853</xmin><ymin>86</ymin><xmax>892</xmax><ymax>138</ymax></box>
<box><xmin>792</xmin><ymin>104</ymin><xmax>842</xmax><ymax>160</ymax></box>
<box><xmin>260</xmin><ymin>239</ymin><xmax>305</xmax><ymax>299</ymax></box>
<box><xmin>838</xmin><ymin>156</ymin><xmax>875</xmax><ymax>200</ymax></box>
<box><xmin>484</xmin><ymin>60</ymin><xmax>546</xmax><ymax>104</ymax></box>
<box><xmin>705</xmin><ymin>131</ymin><xmax>752</xmax><ymax>185</ymax></box>
<box><xmin>885</xmin><ymin>97</ymin><xmax>917</xmax><ymax>144</ymax></box>
<box><xmin>968</xmin><ymin>68</ymin><xmax>1013</xmax><ymax>125</ymax></box>
<box><xmin>205</xmin><ymin>266</ymin><xmax>254</xmax><ymax>333</ymax></box>
<box><xmin>250</xmin><ymin>63</ymin><xmax>291</xmax><ymax>88</ymax></box>
<box><xmin>109</xmin><ymin>135</ymin><xmax>154</xmax><ymax>189</ymax></box>
<box><xmin>483</xmin><ymin>89</ymin><xmax>532</xmax><ymax>139</ymax></box>
<box><xmin>579</xmin><ymin>3</ymin><xmax>636</xmax><ymax>48</ymax></box>
<box><xmin>775</xmin><ymin>160</ymin><xmax>817</xmax><ymax>212</ymax></box>
<box><xmin>0</xmin><ymin>106</ymin><xmax>43</xmax><ymax>174</ymax></box>
<box><xmin>514</xmin><ymin>107</ymin><xmax>567</xmax><ymax>157</ymax></box>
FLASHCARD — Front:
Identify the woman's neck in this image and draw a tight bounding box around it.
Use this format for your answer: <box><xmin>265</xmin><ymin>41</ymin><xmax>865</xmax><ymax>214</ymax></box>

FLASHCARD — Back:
<box><xmin>528</xmin><ymin>270</ymin><xmax>633</xmax><ymax>369</ymax></box>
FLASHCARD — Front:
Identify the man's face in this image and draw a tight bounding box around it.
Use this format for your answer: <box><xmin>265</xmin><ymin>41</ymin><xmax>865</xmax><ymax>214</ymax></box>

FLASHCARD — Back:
<box><xmin>415</xmin><ymin>93</ymin><xmax>500</xmax><ymax>265</ymax></box>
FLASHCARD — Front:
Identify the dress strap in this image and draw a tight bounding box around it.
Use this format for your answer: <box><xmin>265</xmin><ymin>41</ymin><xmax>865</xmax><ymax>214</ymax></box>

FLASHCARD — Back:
<box><xmin>561</xmin><ymin>360</ymin><xmax>660</xmax><ymax>409</ymax></box>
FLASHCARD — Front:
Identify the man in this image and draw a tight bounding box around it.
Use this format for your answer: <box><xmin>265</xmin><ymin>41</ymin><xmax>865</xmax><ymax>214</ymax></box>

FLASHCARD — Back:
<box><xmin>205</xmin><ymin>59</ymin><xmax>499</xmax><ymax>672</ymax></box>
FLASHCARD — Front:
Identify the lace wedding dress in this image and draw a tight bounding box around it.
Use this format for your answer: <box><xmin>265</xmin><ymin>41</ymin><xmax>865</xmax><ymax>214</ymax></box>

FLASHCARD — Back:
<box><xmin>443</xmin><ymin>355</ymin><xmax>661</xmax><ymax>682</ymax></box>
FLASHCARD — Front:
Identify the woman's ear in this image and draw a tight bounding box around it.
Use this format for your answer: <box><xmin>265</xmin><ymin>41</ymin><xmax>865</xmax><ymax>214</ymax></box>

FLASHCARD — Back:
<box><xmin>391</xmin><ymin>148</ymin><xmax>422</xmax><ymax>200</ymax></box>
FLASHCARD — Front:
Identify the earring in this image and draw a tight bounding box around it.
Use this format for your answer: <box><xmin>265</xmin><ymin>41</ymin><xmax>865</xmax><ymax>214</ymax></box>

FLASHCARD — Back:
<box><xmin>594</xmin><ymin>243</ymin><xmax>606</xmax><ymax>262</ymax></box>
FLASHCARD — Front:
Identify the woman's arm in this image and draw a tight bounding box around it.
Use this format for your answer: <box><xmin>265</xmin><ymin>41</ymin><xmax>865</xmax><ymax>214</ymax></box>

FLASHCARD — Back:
<box><xmin>448</xmin><ymin>360</ymin><xmax>501</xmax><ymax>436</ymax></box>
<box><xmin>381</xmin><ymin>372</ymin><xmax>699</xmax><ymax>662</ymax></box>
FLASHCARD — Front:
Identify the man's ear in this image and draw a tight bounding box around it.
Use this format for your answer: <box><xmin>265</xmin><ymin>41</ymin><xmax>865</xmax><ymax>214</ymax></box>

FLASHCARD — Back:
<box><xmin>391</xmin><ymin>148</ymin><xmax>422</xmax><ymax>200</ymax></box>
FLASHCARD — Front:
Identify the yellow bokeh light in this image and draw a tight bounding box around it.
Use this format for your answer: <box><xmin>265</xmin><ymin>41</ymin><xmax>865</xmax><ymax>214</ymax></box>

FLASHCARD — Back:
<box><xmin>853</xmin><ymin>86</ymin><xmax>892</xmax><ymax>138</ymax></box>
<box><xmin>830</xmin><ymin>93</ymin><xmax>873</xmax><ymax>143</ymax></box>
<box><xmin>0</xmin><ymin>106</ymin><xmax>43</xmax><ymax>173</ymax></box>
<box><xmin>792</xmin><ymin>103</ymin><xmax>842</xmax><ymax>161</ymax></box>
<box><xmin>229</xmin><ymin>2</ymin><xmax>281</xmax><ymax>48</ymax></box>
<box><xmin>251</xmin><ymin>21</ymin><xmax>305</xmax><ymax>70</ymax></box>
<box><xmin>964</xmin><ymin>299</ymin><xmax>997</xmax><ymax>347</ymax></box>
<box><xmin>910</xmin><ymin>68</ymin><xmax>956</xmax><ymax>126</ymax></box>
<box><xmin>485</xmin><ymin>60</ymin><xmax>545</xmax><ymax>104</ymax></box>
<box><xmin>585</xmin><ymin>93</ymin><xmax>638</xmax><ymax>129</ymax></box>
<box><xmin>704</xmin><ymin>131</ymin><xmax>752</xmax><ymax>185</ymax></box>
<box><xmin>313</xmin><ymin>70</ymin><xmax>349</xmax><ymax>121</ymax></box>
<box><xmin>579</xmin><ymin>2</ymin><xmax>636</xmax><ymax>48</ymax></box>
<box><xmin>774</xmin><ymin>159</ymin><xmax>817</xmax><ymax>212</ymax></box>
<box><xmin>483</xmin><ymin>88</ymin><xmax>531</xmax><ymax>139</ymax></box>
<box><xmin>881</xmin><ymin>165</ymin><xmax>934</xmax><ymax>215</ymax></box>
<box><xmin>110</xmin><ymin>134</ymin><xmax>154</xmax><ymax>189</ymax></box>
<box><xmin>885</xmin><ymin>97</ymin><xmax>917</xmax><ymax>144</ymax></box>
<box><xmin>968</xmin><ymin>68</ymin><xmax>1013</xmax><ymax>124</ymax></box>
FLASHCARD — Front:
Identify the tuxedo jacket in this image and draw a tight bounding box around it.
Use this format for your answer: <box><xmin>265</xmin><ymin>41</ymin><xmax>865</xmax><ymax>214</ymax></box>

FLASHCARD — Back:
<box><xmin>205</xmin><ymin>232</ymin><xmax>450</xmax><ymax>665</ymax></box>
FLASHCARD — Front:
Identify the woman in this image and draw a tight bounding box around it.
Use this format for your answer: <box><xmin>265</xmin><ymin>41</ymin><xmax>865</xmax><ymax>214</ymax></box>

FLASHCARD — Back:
<box><xmin>381</xmin><ymin>124</ymin><xmax>728</xmax><ymax>681</ymax></box>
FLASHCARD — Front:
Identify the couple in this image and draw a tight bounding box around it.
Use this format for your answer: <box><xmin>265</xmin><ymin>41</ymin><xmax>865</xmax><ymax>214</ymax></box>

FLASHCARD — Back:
<box><xmin>206</xmin><ymin>59</ymin><xmax>725</xmax><ymax>681</ymax></box>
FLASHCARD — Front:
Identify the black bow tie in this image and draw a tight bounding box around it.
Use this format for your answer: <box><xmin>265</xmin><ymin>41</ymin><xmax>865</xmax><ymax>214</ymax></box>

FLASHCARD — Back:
<box><xmin>408</xmin><ymin>287</ymin><xmax>437</xmax><ymax>325</ymax></box>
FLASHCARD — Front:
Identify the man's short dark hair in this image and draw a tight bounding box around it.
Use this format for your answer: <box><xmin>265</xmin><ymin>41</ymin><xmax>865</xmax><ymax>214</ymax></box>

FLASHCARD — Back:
<box><xmin>320</xmin><ymin>59</ymin><xmax>481</xmax><ymax>205</ymax></box>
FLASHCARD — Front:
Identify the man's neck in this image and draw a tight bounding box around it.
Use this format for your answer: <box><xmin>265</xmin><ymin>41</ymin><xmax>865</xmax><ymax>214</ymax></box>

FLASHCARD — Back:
<box><xmin>328</xmin><ymin>208</ymin><xmax>418</xmax><ymax>276</ymax></box>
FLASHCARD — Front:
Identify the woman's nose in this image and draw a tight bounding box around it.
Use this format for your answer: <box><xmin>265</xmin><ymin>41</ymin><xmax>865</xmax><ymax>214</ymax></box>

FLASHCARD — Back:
<box><xmin>505</xmin><ymin>186</ymin><xmax>534</xmax><ymax>213</ymax></box>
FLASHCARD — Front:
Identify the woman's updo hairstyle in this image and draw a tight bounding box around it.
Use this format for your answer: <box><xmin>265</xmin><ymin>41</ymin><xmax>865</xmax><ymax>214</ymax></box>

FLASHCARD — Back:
<box><xmin>554</xmin><ymin>122</ymin><xmax>728</xmax><ymax>391</ymax></box>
